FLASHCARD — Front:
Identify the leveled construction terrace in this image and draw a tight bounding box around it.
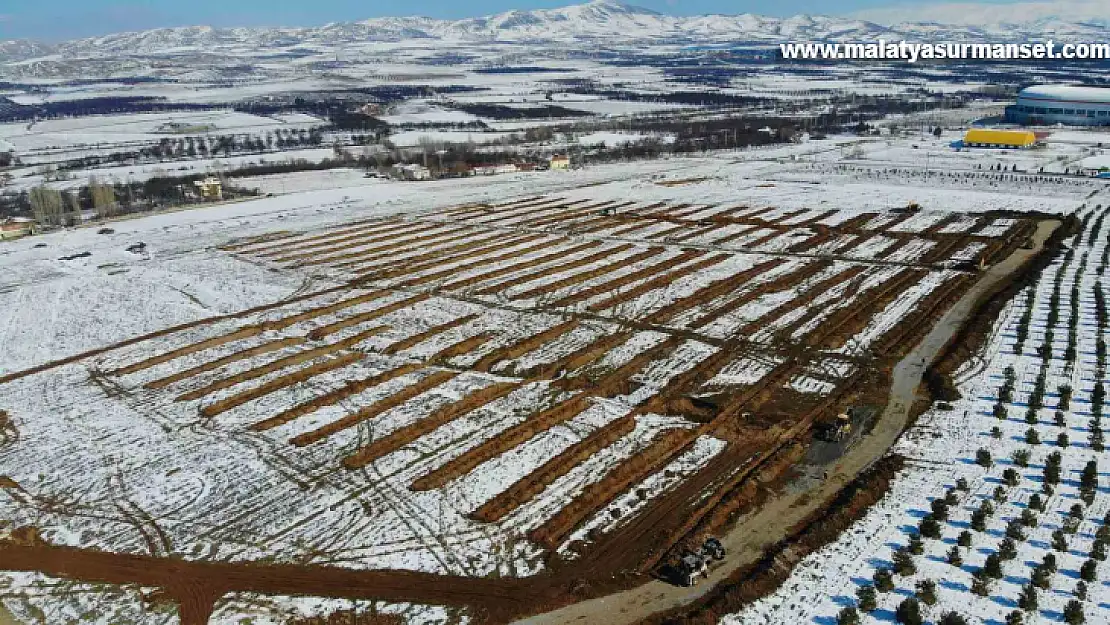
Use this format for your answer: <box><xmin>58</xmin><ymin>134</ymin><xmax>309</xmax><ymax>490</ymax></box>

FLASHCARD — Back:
<box><xmin>0</xmin><ymin>194</ymin><xmax>1043</xmax><ymax>623</ymax></box>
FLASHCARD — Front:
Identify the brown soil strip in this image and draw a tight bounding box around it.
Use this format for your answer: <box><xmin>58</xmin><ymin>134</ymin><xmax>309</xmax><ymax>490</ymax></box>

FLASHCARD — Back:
<box><xmin>145</xmin><ymin>337</ymin><xmax>306</xmax><ymax>389</ymax></box>
<box><xmin>874</xmin><ymin>212</ymin><xmax>913</xmax><ymax>233</ymax></box>
<box><xmin>199</xmin><ymin>352</ymin><xmax>365</xmax><ymax>418</ymax></box>
<box><xmin>112</xmin><ymin>325</ymin><xmax>266</xmax><ymax>376</ymax></box>
<box><xmin>551</xmin><ymin>251</ymin><xmax>706</xmax><ymax>309</ymax></box>
<box><xmin>767</xmin><ymin>209</ymin><xmax>808</xmax><ymax>224</ymax></box>
<box><xmin>637</xmin><ymin>346</ymin><xmax>740</xmax><ymax>418</ymax></box>
<box><xmin>658</xmin><ymin>204</ymin><xmax>698</xmax><ymax>219</ymax></box>
<box><xmin>306</xmin><ymin>295</ymin><xmax>429</xmax><ymax>341</ymax></box>
<box><xmin>438</xmin><ymin>202</ymin><xmax>492</xmax><ymax>218</ymax></box>
<box><xmin>382</xmin><ymin>315</ymin><xmax>479</xmax><ymax>355</ymax></box>
<box><xmin>438</xmin><ymin>242</ymin><xmax>604</xmax><ymax>292</ymax></box>
<box><xmin>736</xmin><ymin>265</ymin><xmax>869</xmax><ymax>336</ymax></box>
<box><xmin>470</xmin><ymin>414</ymin><xmax>638</xmax><ymax>523</ymax></box>
<box><xmin>228</xmin><ymin>218</ymin><xmax>396</xmax><ymax>254</ymax></box>
<box><xmin>355</xmin><ymin>233</ymin><xmax>546</xmax><ymax>281</ymax></box>
<box><xmin>410</xmin><ymin>395</ymin><xmax>594</xmax><ymax>491</ymax></box>
<box><xmin>470</xmin><ymin>196</ymin><xmax>568</xmax><ymax>223</ymax></box>
<box><xmin>177</xmin><ymin>328</ymin><xmax>382</xmax><ymax>402</ymax></box>
<box><xmin>629</xmin><ymin>202</ymin><xmax>670</xmax><ymax>215</ymax></box>
<box><xmin>220</xmin><ymin>231</ymin><xmax>297</xmax><ymax>252</ymax></box>
<box><xmin>337</xmin><ymin>230</ymin><xmax>510</xmax><ymax>272</ymax></box>
<box><xmin>291</xmin><ymin>370</ymin><xmax>459</xmax><ymax>447</ymax></box>
<box><xmin>709</xmin><ymin>225</ymin><xmax>761</xmax><ymax>247</ymax></box>
<box><xmin>601</xmin><ymin>221</ymin><xmax>662</xmax><ymax>238</ymax></box>
<box><xmin>529</xmin><ymin>427</ymin><xmax>696</xmax><ymax>550</ymax></box>
<box><xmin>668</xmin><ymin>225</ymin><xmax>722</xmax><ymax>243</ymax></box>
<box><xmin>785</xmin><ymin>228</ymin><xmax>832</xmax><ymax>254</ymax></box>
<box><xmin>587</xmin><ymin>254</ymin><xmax>730</xmax><ymax>313</ymax></box>
<box><xmin>271</xmin><ymin>223</ymin><xmax>457</xmax><ymax>265</ymax></box>
<box><xmin>504</xmin><ymin>247</ymin><xmax>660</xmax><ymax>300</ymax></box>
<box><xmin>872</xmin><ymin>274</ymin><xmax>973</xmax><ymax>358</ymax></box>
<box><xmin>691</xmin><ymin>260</ymin><xmax>829</xmax><ymax>330</ymax></box>
<box><xmin>292</xmin><ymin>226</ymin><xmax>473</xmax><ymax>267</ymax></box>
<box><xmin>251</xmin><ymin>363</ymin><xmax>426</xmax><ymax>431</ymax></box>
<box><xmin>642</xmin><ymin>259</ymin><xmax>786</xmax><ymax>325</ymax></box>
<box><xmin>870</xmin><ymin>235</ymin><xmax>913</xmax><ymax>260</ymax></box>
<box><xmin>797</xmin><ymin>209</ymin><xmax>839</xmax><ymax>226</ymax></box>
<box><xmin>428</xmin><ymin>333</ymin><xmax>494</xmax><ymax>364</ymax></box>
<box><xmin>833</xmin><ymin>232</ymin><xmax>877</xmax><ymax>256</ymax></box>
<box><xmin>478</xmin><ymin>199</ymin><xmax>588</xmax><ymax>227</ymax></box>
<box><xmin>643</xmin><ymin>224</ymin><xmax>690</xmax><ymax>241</ymax></box>
<box><xmin>470</xmin><ymin>320</ymin><xmax>581</xmax><ymax>372</ymax></box>
<box><xmin>923</xmin><ymin>214</ymin><xmax>963</xmax><ymax>234</ymax></box>
<box><xmin>0</xmin><ymin>542</ymin><xmax>547</xmax><ymax>625</ymax></box>
<box><xmin>745</xmin><ymin>229</ymin><xmax>789</xmax><ymax>249</ymax></box>
<box><xmin>557</xmin><ymin>337</ymin><xmax>682</xmax><ymax>395</ymax></box>
<box><xmin>918</xmin><ymin>234</ymin><xmax>970</xmax><ymax>264</ymax></box>
<box><xmin>522</xmin><ymin>201</ymin><xmax>621</xmax><ymax>229</ymax></box>
<box><xmin>394</xmin><ymin>238</ymin><xmax>564</xmax><ymax>288</ymax></box>
<box><xmin>513</xmin><ymin>331</ymin><xmax>636</xmax><ymax>380</ymax></box>
<box><xmin>833</xmin><ymin>212</ymin><xmax>880</xmax><ymax>231</ymax></box>
<box><xmin>808</xmin><ymin>268</ymin><xmax>923</xmax><ymax>349</ymax></box>
<box><xmin>561</xmin><ymin>215</ymin><xmax>612</xmax><ymax>232</ymax></box>
<box><xmin>0</xmin><ymin>285</ymin><xmax>349</xmax><ymax>386</ymax></box>
<box><xmin>342</xmin><ymin>382</ymin><xmax>520</xmax><ymax>469</ymax></box>
<box><xmin>254</xmin><ymin>221</ymin><xmax>416</xmax><ymax>259</ymax></box>
<box><xmin>263</xmin><ymin>291</ymin><xmax>390</xmax><ymax>332</ymax></box>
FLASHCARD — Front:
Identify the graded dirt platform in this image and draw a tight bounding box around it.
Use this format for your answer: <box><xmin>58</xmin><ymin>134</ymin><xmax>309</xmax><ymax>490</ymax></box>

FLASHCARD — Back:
<box><xmin>0</xmin><ymin>196</ymin><xmax>1042</xmax><ymax>624</ymax></box>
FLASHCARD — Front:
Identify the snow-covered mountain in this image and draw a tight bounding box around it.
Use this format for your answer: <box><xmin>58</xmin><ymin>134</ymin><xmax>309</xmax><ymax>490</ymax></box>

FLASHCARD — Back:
<box><xmin>854</xmin><ymin>0</ymin><xmax>1110</xmax><ymax>29</ymax></box>
<box><xmin>2</xmin><ymin>0</ymin><xmax>1109</xmax><ymax>62</ymax></box>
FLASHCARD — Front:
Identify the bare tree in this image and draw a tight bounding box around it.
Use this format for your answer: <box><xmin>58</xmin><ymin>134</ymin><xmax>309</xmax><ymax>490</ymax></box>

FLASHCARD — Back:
<box><xmin>89</xmin><ymin>177</ymin><xmax>118</xmax><ymax>218</ymax></box>
<box><xmin>28</xmin><ymin>186</ymin><xmax>63</xmax><ymax>226</ymax></box>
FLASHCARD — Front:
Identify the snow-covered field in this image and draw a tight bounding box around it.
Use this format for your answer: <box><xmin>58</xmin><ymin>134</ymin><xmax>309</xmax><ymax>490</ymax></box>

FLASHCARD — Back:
<box><xmin>0</xmin><ymin>111</ymin><xmax>325</xmax><ymax>153</ymax></box>
<box><xmin>727</xmin><ymin>202</ymin><xmax>1110</xmax><ymax>625</ymax></box>
<box><xmin>0</xmin><ymin>133</ymin><xmax>1091</xmax><ymax>625</ymax></box>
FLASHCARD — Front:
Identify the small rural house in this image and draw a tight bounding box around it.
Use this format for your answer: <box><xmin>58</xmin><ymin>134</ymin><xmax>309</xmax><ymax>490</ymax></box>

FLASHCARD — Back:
<box><xmin>549</xmin><ymin>155</ymin><xmax>571</xmax><ymax>170</ymax></box>
<box><xmin>0</xmin><ymin>217</ymin><xmax>35</xmax><ymax>240</ymax></box>
<box><xmin>392</xmin><ymin>164</ymin><xmax>432</xmax><ymax>181</ymax></box>
<box><xmin>194</xmin><ymin>177</ymin><xmax>223</xmax><ymax>201</ymax></box>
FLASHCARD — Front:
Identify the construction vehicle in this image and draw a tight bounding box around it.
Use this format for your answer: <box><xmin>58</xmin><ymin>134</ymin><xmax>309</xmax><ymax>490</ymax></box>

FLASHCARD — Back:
<box><xmin>675</xmin><ymin>552</ymin><xmax>708</xmax><ymax>587</ymax></box>
<box><xmin>673</xmin><ymin>537</ymin><xmax>725</xmax><ymax>586</ymax></box>
<box><xmin>818</xmin><ymin>409</ymin><xmax>853</xmax><ymax>442</ymax></box>
<box><xmin>702</xmin><ymin>537</ymin><xmax>726</xmax><ymax>561</ymax></box>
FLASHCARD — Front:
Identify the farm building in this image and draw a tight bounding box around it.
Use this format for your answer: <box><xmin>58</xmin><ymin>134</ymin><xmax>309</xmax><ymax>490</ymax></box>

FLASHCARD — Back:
<box><xmin>391</xmin><ymin>164</ymin><xmax>432</xmax><ymax>181</ymax></box>
<box><xmin>1005</xmin><ymin>84</ymin><xmax>1110</xmax><ymax>126</ymax></box>
<box><xmin>472</xmin><ymin>163</ymin><xmax>519</xmax><ymax>176</ymax></box>
<box><xmin>962</xmin><ymin>128</ymin><xmax>1038</xmax><ymax>149</ymax></box>
<box><xmin>550</xmin><ymin>155</ymin><xmax>571</xmax><ymax>170</ymax></box>
<box><xmin>193</xmin><ymin>177</ymin><xmax>223</xmax><ymax>201</ymax></box>
<box><xmin>0</xmin><ymin>217</ymin><xmax>35</xmax><ymax>240</ymax></box>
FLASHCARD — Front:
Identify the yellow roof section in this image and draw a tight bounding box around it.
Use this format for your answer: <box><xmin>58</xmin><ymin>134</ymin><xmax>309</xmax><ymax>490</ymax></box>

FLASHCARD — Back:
<box><xmin>964</xmin><ymin>128</ymin><xmax>1037</xmax><ymax>147</ymax></box>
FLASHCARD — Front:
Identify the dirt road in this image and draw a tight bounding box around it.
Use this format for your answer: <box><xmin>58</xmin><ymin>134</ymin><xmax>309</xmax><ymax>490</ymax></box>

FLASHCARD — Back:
<box><xmin>512</xmin><ymin>219</ymin><xmax>1059</xmax><ymax>625</ymax></box>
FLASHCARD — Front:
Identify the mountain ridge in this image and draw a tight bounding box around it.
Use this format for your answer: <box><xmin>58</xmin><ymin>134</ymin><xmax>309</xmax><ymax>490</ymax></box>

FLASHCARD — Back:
<box><xmin>1</xmin><ymin>0</ymin><xmax>1107</xmax><ymax>62</ymax></box>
